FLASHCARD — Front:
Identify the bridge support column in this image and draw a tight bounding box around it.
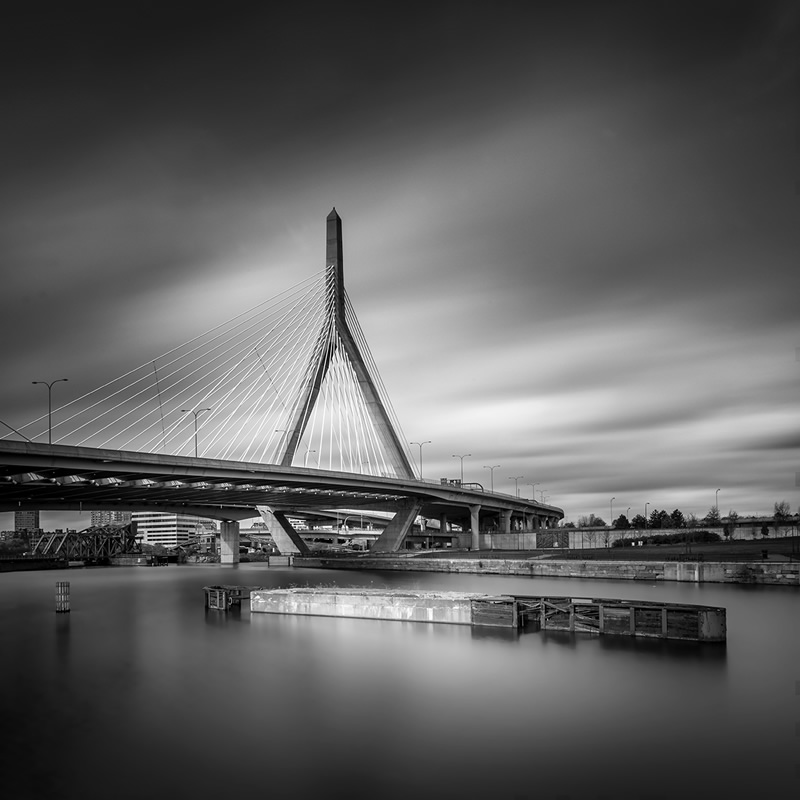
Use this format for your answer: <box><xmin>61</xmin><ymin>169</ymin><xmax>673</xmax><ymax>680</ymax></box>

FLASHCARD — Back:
<box><xmin>257</xmin><ymin>506</ymin><xmax>309</xmax><ymax>555</ymax></box>
<box><xmin>220</xmin><ymin>520</ymin><xmax>240</xmax><ymax>565</ymax></box>
<box><xmin>470</xmin><ymin>505</ymin><xmax>481</xmax><ymax>551</ymax></box>
<box><xmin>501</xmin><ymin>509</ymin><xmax>512</xmax><ymax>534</ymax></box>
<box><xmin>372</xmin><ymin>500</ymin><xmax>424</xmax><ymax>553</ymax></box>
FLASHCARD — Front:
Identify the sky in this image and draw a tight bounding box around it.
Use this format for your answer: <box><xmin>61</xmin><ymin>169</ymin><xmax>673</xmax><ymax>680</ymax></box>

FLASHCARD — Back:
<box><xmin>1</xmin><ymin>1</ymin><xmax>799</xmax><ymax>531</ymax></box>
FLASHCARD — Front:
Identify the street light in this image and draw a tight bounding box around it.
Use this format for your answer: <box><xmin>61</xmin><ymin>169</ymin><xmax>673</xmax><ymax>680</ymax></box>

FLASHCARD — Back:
<box><xmin>304</xmin><ymin>448</ymin><xmax>316</xmax><ymax>467</ymax></box>
<box><xmin>32</xmin><ymin>378</ymin><xmax>68</xmax><ymax>444</ymax></box>
<box><xmin>529</xmin><ymin>482</ymin><xmax>538</xmax><ymax>501</ymax></box>
<box><xmin>451</xmin><ymin>453</ymin><xmax>471</xmax><ymax>485</ymax></box>
<box><xmin>509</xmin><ymin>475</ymin><xmax>523</xmax><ymax>498</ymax></box>
<box><xmin>715</xmin><ymin>488</ymin><xmax>720</xmax><ymax>516</ymax></box>
<box><xmin>181</xmin><ymin>408</ymin><xmax>210</xmax><ymax>457</ymax></box>
<box><xmin>483</xmin><ymin>465</ymin><xmax>500</xmax><ymax>492</ymax></box>
<box><xmin>610</xmin><ymin>497</ymin><xmax>615</xmax><ymax>526</ymax></box>
<box><xmin>410</xmin><ymin>440</ymin><xmax>431</xmax><ymax>479</ymax></box>
<box><xmin>644</xmin><ymin>502</ymin><xmax>649</xmax><ymax>530</ymax></box>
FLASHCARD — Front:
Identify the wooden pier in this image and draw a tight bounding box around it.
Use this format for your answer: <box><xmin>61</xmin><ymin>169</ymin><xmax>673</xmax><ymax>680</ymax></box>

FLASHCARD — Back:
<box><xmin>204</xmin><ymin>585</ymin><xmax>255</xmax><ymax>610</ymax></box>
<box><xmin>515</xmin><ymin>595</ymin><xmax>726</xmax><ymax>641</ymax></box>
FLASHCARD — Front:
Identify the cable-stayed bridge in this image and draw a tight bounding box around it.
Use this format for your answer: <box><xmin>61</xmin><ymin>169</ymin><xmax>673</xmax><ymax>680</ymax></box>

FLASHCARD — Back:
<box><xmin>0</xmin><ymin>210</ymin><xmax>562</xmax><ymax>559</ymax></box>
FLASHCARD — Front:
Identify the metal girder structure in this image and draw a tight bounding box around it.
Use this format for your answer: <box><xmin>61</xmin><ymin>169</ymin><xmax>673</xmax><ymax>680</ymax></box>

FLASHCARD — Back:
<box><xmin>31</xmin><ymin>523</ymin><xmax>140</xmax><ymax>561</ymax></box>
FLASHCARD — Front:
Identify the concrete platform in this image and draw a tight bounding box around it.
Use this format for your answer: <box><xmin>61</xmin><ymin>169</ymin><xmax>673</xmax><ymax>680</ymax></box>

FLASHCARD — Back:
<box><xmin>247</xmin><ymin>587</ymin><xmax>727</xmax><ymax>640</ymax></box>
<box><xmin>250</xmin><ymin>587</ymin><xmax>502</xmax><ymax>625</ymax></box>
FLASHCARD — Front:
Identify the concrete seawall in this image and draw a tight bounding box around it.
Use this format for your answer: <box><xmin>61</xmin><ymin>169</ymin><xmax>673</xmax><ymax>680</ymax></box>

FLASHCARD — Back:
<box><xmin>294</xmin><ymin>556</ymin><xmax>799</xmax><ymax>586</ymax></box>
<box><xmin>251</xmin><ymin>587</ymin><xmax>483</xmax><ymax>625</ymax></box>
<box><xmin>248</xmin><ymin>587</ymin><xmax>727</xmax><ymax>641</ymax></box>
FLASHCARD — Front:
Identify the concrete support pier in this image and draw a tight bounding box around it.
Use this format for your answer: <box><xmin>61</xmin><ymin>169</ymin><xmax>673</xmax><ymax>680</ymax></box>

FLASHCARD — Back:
<box><xmin>470</xmin><ymin>505</ymin><xmax>481</xmax><ymax>551</ymax></box>
<box><xmin>219</xmin><ymin>520</ymin><xmax>240</xmax><ymax>564</ymax></box>
<box><xmin>372</xmin><ymin>499</ymin><xmax>424</xmax><ymax>552</ymax></box>
<box><xmin>257</xmin><ymin>505</ymin><xmax>309</xmax><ymax>555</ymax></box>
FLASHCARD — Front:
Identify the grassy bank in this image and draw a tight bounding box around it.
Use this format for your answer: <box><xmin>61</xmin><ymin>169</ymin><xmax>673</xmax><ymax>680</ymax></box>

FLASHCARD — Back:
<box><xmin>414</xmin><ymin>535</ymin><xmax>799</xmax><ymax>563</ymax></box>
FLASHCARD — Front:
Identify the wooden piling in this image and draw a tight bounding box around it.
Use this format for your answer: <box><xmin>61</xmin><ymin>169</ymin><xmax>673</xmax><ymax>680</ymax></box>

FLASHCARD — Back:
<box><xmin>55</xmin><ymin>581</ymin><xmax>70</xmax><ymax>613</ymax></box>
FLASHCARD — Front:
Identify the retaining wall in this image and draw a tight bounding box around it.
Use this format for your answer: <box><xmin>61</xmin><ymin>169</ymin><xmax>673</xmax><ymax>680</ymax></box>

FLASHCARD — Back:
<box><xmin>294</xmin><ymin>556</ymin><xmax>799</xmax><ymax>586</ymax></box>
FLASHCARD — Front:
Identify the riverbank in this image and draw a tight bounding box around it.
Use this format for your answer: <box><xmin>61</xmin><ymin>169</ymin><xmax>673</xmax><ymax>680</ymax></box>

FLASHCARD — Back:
<box><xmin>295</xmin><ymin>554</ymin><xmax>799</xmax><ymax>585</ymax></box>
<box><xmin>0</xmin><ymin>556</ymin><xmax>65</xmax><ymax>573</ymax></box>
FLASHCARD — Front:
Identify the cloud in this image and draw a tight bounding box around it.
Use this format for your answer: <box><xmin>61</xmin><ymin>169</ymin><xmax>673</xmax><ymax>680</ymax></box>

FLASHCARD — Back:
<box><xmin>2</xmin><ymin>1</ymin><xmax>798</xmax><ymax>531</ymax></box>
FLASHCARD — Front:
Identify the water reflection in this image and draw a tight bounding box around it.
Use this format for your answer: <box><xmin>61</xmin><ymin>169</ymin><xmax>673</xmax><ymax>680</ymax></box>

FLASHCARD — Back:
<box><xmin>203</xmin><ymin>605</ymin><xmax>245</xmax><ymax>626</ymax></box>
<box><xmin>469</xmin><ymin>625</ymin><xmax>520</xmax><ymax>641</ymax></box>
<box><xmin>595</xmin><ymin>630</ymin><xmax>728</xmax><ymax>660</ymax></box>
<box><xmin>53</xmin><ymin>613</ymin><xmax>71</xmax><ymax>665</ymax></box>
<box><xmin>0</xmin><ymin>565</ymin><xmax>795</xmax><ymax>800</ymax></box>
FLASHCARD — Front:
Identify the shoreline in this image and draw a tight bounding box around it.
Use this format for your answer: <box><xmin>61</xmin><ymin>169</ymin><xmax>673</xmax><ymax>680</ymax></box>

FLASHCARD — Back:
<box><xmin>294</xmin><ymin>555</ymin><xmax>800</xmax><ymax>586</ymax></box>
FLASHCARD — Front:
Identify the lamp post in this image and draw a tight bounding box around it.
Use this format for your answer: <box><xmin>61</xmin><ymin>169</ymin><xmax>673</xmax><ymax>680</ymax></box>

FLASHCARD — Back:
<box><xmin>181</xmin><ymin>408</ymin><xmax>210</xmax><ymax>457</ymax></box>
<box><xmin>304</xmin><ymin>448</ymin><xmax>316</xmax><ymax>467</ymax></box>
<box><xmin>451</xmin><ymin>453</ymin><xmax>471</xmax><ymax>485</ymax></box>
<box><xmin>410</xmin><ymin>440</ymin><xmax>431</xmax><ymax>479</ymax></box>
<box><xmin>483</xmin><ymin>465</ymin><xmax>500</xmax><ymax>492</ymax></box>
<box><xmin>32</xmin><ymin>378</ymin><xmax>68</xmax><ymax>444</ymax></box>
<box><xmin>610</xmin><ymin>497</ymin><xmax>615</xmax><ymax>527</ymax></box>
<box><xmin>509</xmin><ymin>475</ymin><xmax>523</xmax><ymax>498</ymax></box>
<box><xmin>644</xmin><ymin>502</ymin><xmax>649</xmax><ymax>530</ymax></box>
<box><xmin>715</xmin><ymin>488</ymin><xmax>720</xmax><ymax>517</ymax></box>
<box><xmin>529</xmin><ymin>483</ymin><xmax>538</xmax><ymax>502</ymax></box>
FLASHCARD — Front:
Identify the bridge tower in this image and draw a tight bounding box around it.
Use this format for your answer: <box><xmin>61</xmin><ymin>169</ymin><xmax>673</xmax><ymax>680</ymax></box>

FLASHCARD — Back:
<box><xmin>278</xmin><ymin>209</ymin><xmax>414</xmax><ymax>479</ymax></box>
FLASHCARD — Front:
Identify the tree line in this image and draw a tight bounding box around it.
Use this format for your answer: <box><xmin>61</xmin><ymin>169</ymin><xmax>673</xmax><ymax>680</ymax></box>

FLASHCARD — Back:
<box><xmin>569</xmin><ymin>500</ymin><xmax>796</xmax><ymax>530</ymax></box>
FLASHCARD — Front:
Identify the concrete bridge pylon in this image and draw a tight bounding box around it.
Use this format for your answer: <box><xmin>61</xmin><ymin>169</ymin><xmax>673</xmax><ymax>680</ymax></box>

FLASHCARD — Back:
<box><xmin>278</xmin><ymin>209</ymin><xmax>414</xmax><ymax>479</ymax></box>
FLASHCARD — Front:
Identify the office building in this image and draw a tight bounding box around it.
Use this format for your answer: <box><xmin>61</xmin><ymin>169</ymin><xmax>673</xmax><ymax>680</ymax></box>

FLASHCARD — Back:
<box><xmin>131</xmin><ymin>512</ymin><xmax>211</xmax><ymax>547</ymax></box>
<box><xmin>15</xmin><ymin>510</ymin><xmax>40</xmax><ymax>534</ymax></box>
<box><xmin>90</xmin><ymin>510</ymin><xmax>132</xmax><ymax>527</ymax></box>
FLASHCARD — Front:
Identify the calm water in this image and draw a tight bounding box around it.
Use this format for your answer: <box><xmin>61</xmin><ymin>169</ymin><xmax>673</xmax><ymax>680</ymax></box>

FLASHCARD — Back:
<box><xmin>1</xmin><ymin>564</ymin><xmax>798</xmax><ymax>800</ymax></box>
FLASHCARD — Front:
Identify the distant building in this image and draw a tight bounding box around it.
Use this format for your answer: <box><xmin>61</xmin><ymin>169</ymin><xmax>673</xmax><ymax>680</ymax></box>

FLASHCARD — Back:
<box><xmin>90</xmin><ymin>510</ymin><xmax>132</xmax><ymax>527</ymax></box>
<box><xmin>131</xmin><ymin>512</ymin><xmax>214</xmax><ymax>547</ymax></box>
<box><xmin>15</xmin><ymin>510</ymin><xmax>40</xmax><ymax>536</ymax></box>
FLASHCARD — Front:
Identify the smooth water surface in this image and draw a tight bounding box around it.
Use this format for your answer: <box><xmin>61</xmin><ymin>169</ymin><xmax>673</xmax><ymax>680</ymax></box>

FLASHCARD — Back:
<box><xmin>1</xmin><ymin>564</ymin><xmax>798</xmax><ymax>800</ymax></box>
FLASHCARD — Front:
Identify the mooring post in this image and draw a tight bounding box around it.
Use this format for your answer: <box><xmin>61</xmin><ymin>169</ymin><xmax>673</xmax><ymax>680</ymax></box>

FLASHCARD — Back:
<box><xmin>55</xmin><ymin>581</ymin><xmax>70</xmax><ymax>613</ymax></box>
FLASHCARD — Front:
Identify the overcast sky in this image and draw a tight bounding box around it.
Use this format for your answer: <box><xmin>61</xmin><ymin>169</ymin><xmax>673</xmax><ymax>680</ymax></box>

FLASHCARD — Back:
<box><xmin>1</xmin><ymin>1</ymin><xmax>798</xmax><ymax>530</ymax></box>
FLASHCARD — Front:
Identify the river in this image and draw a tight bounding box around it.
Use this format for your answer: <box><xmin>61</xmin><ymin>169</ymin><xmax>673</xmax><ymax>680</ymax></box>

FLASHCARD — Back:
<box><xmin>1</xmin><ymin>563</ymin><xmax>797</xmax><ymax>800</ymax></box>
